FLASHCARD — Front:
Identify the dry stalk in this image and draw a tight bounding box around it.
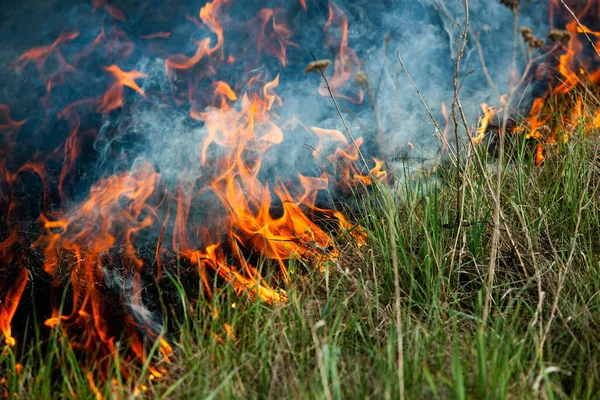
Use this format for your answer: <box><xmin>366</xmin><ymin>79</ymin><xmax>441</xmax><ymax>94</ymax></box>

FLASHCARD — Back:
<box><xmin>397</xmin><ymin>27</ymin><xmax>528</xmax><ymax>294</ymax></box>
<box><xmin>453</xmin><ymin>66</ymin><xmax>527</xmax><ymax>273</ymax></box>
<box><xmin>464</xmin><ymin>34</ymin><xmax>560</xmax><ymax>296</ymax></box>
<box><xmin>430</xmin><ymin>0</ymin><xmax>470</xmax><ymax>193</ymax></box>
<box><xmin>451</xmin><ymin>0</ymin><xmax>469</xmax><ymax>230</ymax></box>
<box><xmin>509</xmin><ymin>199</ymin><xmax>544</xmax><ymax>343</ymax></box>
<box><xmin>310</xmin><ymin>52</ymin><xmax>370</xmax><ymax>173</ymax></box>
<box><xmin>435</xmin><ymin>0</ymin><xmax>471</xmax><ymax>287</ymax></box>
<box><xmin>386</xmin><ymin>199</ymin><xmax>404</xmax><ymax>400</ymax></box>
<box><xmin>434</xmin><ymin>1</ymin><xmax>528</xmax><ymax>288</ymax></box>
<box><xmin>484</xmin><ymin>9</ymin><xmax>520</xmax><ymax>326</ymax></box>
<box><xmin>396</xmin><ymin>52</ymin><xmax>455</xmax><ymax>162</ymax></box>
<box><xmin>470</xmin><ymin>31</ymin><xmax>502</xmax><ymax>100</ymax></box>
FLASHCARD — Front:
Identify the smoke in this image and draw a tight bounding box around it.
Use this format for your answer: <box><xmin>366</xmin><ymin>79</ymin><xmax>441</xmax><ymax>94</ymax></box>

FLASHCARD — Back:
<box><xmin>117</xmin><ymin>1</ymin><xmax>548</xmax><ymax>181</ymax></box>
<box><xmin>342</xmin><ymin>0</ymin><xmax>549</xmax><ymax>158</ymax></box>
<box><xmin>0</xmin><ymin>0</ymin><xmax>551</xmax><ymax>179</ymax></box>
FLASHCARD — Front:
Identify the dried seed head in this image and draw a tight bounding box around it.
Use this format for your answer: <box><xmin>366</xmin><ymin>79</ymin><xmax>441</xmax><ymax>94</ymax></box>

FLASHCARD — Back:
<box><xmin>520</xmin><ymin>27</ymin><xmax>532</xmax><ymax>36</ymax></box>
<box><xmin>548</xmin><ymin>29</ymin><xmax>572</xmax><ymax>43</ymax></box>
<box><xmin>500</xmin><ymin>0</ymin><xmax>519</xmax><ymax>11</ymax></box>
<box><xmin>532</xmin><ymin>38</ymin><xmax>545</xmax><ymax>49</ymax></box>
<box><xmin>354</xmin><ymin>71</ymin><xmax>369</xmax><ymax>85</ymax></box>
<box><xmin>520</xmin><ymin>27</ymin><xmax>544</xmax><ymax>49</ymax></box>
<box><xmin>305</xmin><ymin>59</ymin><xmax>331</xmax><ymax>74</ymax></box>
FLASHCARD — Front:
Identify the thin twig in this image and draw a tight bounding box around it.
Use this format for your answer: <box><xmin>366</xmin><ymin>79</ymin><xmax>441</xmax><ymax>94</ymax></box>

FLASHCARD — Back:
<box><xmin>310</xmin><ymin>52</ymin><xmax>370</xmax><ymax>173</ymax></box>
<box><xmin>450</xmin><ymin>0</ymin><xmax>469</xmax><ymax>276</ymax></box>
<box><xmin>470</xmin><ymin>30</ymin><xmax>501</xmax><ymax>99</ymax></box>
<box><xmin>396</xmin><ymin>51</ymin><xmax>453</xmax><ymax>162</ymax></box>
<box><xmin>484</xmin><ymin>10</ymin><xmax>518</xmax><ymax>326</ymax></box>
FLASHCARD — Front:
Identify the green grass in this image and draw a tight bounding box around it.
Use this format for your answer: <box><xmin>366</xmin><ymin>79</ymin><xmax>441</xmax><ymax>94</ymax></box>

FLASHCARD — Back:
<box><xmin>1</xmin><ymin>132</ymin><xmax>599</xmax><ymax>399</ymax></box>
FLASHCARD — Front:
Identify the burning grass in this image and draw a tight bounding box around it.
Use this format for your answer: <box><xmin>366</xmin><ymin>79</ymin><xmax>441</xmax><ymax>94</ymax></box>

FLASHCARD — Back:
<box><xmin>2</xmin><ymin>0</ymin><xmax>600</xmax><ymax>398</ymax></box>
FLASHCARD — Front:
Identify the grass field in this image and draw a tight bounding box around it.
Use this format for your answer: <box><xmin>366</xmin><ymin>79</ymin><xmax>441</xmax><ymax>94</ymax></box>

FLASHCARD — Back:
<box><xmin>2</xmin><ymin>126</ymin><xmax>599</xmax><ymax>398</ymax></box>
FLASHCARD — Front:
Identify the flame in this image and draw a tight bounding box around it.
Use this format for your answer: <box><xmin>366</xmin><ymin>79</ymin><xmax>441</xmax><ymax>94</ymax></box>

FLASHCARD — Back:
<box><xmin>441</xmin><ymin>101</ymin><xmax>450</xmax><ymax>153</ymax></box>
<box><xmin>12</xmin><ymin>31</ymin><xmax>78</xmax><ymax>74</ymax></box>
<box><xmin>98</xmin><ymin>65</ymin><xmax>148</xmax><ymax>113</ymax></box>
<box><xmin>319</xmin><ymin>3</ymin><xmax>364</xmax><ymax>103</ymax></box>
<box><xmin>525</xmin><ymin>4</ymin><xmax>600</xmax><ymax>163</ymax></box>
<box><xmin>474</xmin><ymin>103</ymin><xmax>496</xmax><ymax>145</ymax></box>
<box><xmin>11</xmin><ymin>31</ymin><xmax>78</xmax><ymax>105</ymax></box>
<box><xmin>92</xmin><ymin>0</ymin><xmax>126</xmax><ymax>22</ymax></box>
<box><xmin>256</xmin><ymin>8</ymin><xmax>297</xmax><ymax>67</ymax></box>
<box><xmin>0</xmin><ymin>0</ymin><xmax>385</xmax><ymax>388</ymax></box>
<box><xmin>36</xmin><ymin>163</ymin><xmax>173</xmax><ymax>371</ymax></box>
<box><xmin>0</xmin><ymin>235</ymin><xmax>28</xmax><ymax>347</ymax></box>
<box><xmin>0</xmin><ymin>105</ymin><xmax>26</xmax><ymax>158</ymax></box>
<box><xmin>141</xmin><ymin>32</ymin><xmax>171</xmax><ymax>39</ymax></box>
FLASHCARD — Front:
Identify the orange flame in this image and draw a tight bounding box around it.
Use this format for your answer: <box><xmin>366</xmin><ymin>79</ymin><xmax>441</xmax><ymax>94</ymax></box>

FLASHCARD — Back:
<box><xmin>37</xmin><ymin>163</ymin><xmax>171</xmax><ymax>365</ymax></box>
<box><xmin>1</xmin><ymin>0</ymin><xmax>384</xmax><ymax>387</ymax></box>
<box><xmin>11</xmin><ymin>31</ymin><xmax>78</xmax><ymax>105</ymax></box>
<box><xmin>441</xmin><ymin>101</ymin><xmax>450</xmax><ymax>153</ymax></box>
<box><xmin>92</xmin><ymin>0</ymin><xmax>126</xmax><ymax>22</ymax></box>
<box><xmin>256</xmin><ymin>9</ymin><xmax>297</xmax><ymax>67</ymax></box>
<box><xmin>474</xmin><ymin>103</ymin><xmax>495</xmax><ymax>145</ymax></box>
<box><xmin>12</xmin><ymin>31</ymin><xmax>78</xmax><ymax>73</ymax></box>
<box><xmin>0</xmin><ymin>105</ymin><xmax>26</xmax><ymax>157</ymax></box>
<box><xmin>517</xmin><ymin>0</ymin><xmax>600</xmax><ymax>163</ymax></box>
<box><xmin>0</xmin><ymin>235</ymin><xmax>28</xmax><ymax>347</ymax></box>
<box><xmin>98</xmin><ymin>66</ymin><xmax>147</xmax><ymax>113</ymax></box>
<box><xmin>319</xmin><ymin>3</ymin><xmax>364</xmax><ymax>103</ymax></box>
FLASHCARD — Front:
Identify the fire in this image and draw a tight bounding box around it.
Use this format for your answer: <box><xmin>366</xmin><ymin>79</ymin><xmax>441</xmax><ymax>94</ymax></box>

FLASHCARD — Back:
<box><xmin>524</xmin><ymin>1</ymin><xmax>600</xmax><ymax>164</ymax></box>
<box><xmin>0</xmin><ymin>234</ymin><xmax>28</xmax><ymax>347</ymax></box>
<box><xmin>256</xmin><ymin>9</ymin><xmax>298</xmax><ymax>67</ymax></box>
<box><xmin>98</xmin><ymin>66</ymin><xmax>148</xmax><ymax>113</ymax></box>
<box><xmin>7</xmin><ymin>1</ymin><xmax>596</xmax><ymax>389</ymax></box>
<box><xmin>11</xmin><ymin>31</ymin><xmax>79</xmax><ymax>79</ymax></box>
<box><xmin>441</xmin><ymin>101</ymin><xmax>450</xmax><ymax>153</ymax></box>
<box><xmin>0</xmin><ymin>0</ymin><xmax>383</xmax><ymax>387</ymax></box>
<box><xmin>475</xmin><ymin>0</ymin><xmax>600</xmax><ymax>164</ymax></box>
<box><xmin>319</xmin><ymin>3</ymin><xmax>364</xmax><ymax>103</ymax></box>
<box><xmin>92</xmin><ymin>0</ymin><xmax>126</xmax><ymax>22</ymax></box>
<box><xmin>36</xmin><ymin>163</ymin><xmax>172</xmax><ymax>369</ymax></box>
<box><xmin>475</xmin><ymin>103</ymin><xmax>496</xmax><ymax>145</ymax></box>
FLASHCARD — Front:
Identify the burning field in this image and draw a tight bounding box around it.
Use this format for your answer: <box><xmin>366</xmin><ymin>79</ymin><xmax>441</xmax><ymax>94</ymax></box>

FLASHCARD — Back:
<box><xmin>1</xmin><ymin>0</ymin><xmax>600</xmax><ymax>398</ymax></box>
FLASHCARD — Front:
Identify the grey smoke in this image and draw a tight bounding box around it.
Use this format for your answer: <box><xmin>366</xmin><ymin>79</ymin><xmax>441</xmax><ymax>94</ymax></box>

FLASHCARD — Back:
<box><xmin>117</xmin><ymin>1</ymin><xmax>550</xmax><ymax>185</ymax></box>
<box><xmin>0</xmin><ymin>0</ymin><xmax>551</xmax><ymax>180</ymax></box>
